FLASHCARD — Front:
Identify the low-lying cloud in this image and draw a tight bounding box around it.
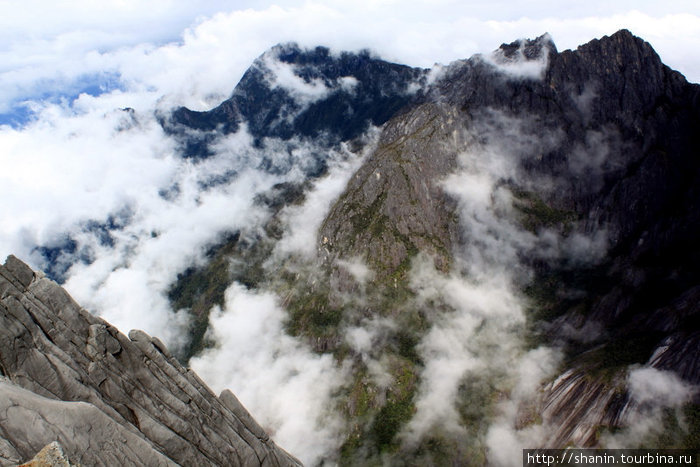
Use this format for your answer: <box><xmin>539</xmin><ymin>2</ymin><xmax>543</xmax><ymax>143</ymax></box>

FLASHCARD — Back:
<box><xmin>481</xmin><ymin>35</ymin><xmax>553</xmax><ymax>79</ymax></box>
<box><xmin>600</xmin><ymin>366</ymin><xmax>697</xmax><ymax>449</ymax></box>
<box><xmin>189</xmin><ymin>283</ymin><xmax>348</xmax><ymax>466</ymax></box>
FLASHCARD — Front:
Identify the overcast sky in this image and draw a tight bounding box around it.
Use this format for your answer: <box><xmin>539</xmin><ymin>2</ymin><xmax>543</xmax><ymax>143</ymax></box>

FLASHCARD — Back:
<box><xmin>1</xmin><ymin>0</ymin><xmax>699</xmax><ymax>124</ymax></box>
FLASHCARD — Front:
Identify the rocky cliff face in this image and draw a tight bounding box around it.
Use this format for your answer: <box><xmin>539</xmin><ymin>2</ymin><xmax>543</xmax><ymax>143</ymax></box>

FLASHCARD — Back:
<box><xmin>315</xmin><ymin>30</ymin><xmax>700</xmax><ymax>455</ymax></box>
<box><xmin>0</xmin><ymin>255</ymin><xmax>300</xmax><ymax>466</ymax></box>
<box><xmin>171</xmin><ymin>30</ymin><xmax>699</xmax><ymax>463</ymax></box>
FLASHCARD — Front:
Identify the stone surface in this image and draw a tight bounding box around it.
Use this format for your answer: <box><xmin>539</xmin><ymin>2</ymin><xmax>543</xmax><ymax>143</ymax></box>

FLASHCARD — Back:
<box><xmin>18</xmin><ymin>441</ymin><xmax>74</xmax><ymax>467</ymax></box>
<box><xmin>319</xmin><ymin>102</ymin><xmax>462</xmax><ymax>278</ymax></box>
<box><xmin>0</xmin><ymin>256</ymin><xmax>302</xmax><ymax>466</ymax></box>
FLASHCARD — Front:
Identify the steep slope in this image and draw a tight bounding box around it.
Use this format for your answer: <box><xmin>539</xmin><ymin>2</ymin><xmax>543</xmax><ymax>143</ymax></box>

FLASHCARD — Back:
<box><xmin>315</xmin><ymin>29</ymin><xmax>700</xmax><ymax>457</ymax></box>
<box><xmin>0</xmin><ymin>255</ymin><xmax>301</xmax><ymax>466</ymax></box>
<box><xmin>152</xmin><ymin>30</ymin><xmax>699</xmax><ymax>465</ymax></box>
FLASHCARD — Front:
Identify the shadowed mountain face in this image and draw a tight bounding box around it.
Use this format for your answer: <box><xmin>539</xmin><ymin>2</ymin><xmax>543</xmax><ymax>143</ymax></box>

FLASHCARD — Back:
<box><xmin>5</xmin><ymin>30</ymin><xmax>699</xmax><ymax>466</ymax></box>
<box><xmin>162</xmin><ymin>43</ymin><xmax>427</xmax><ymax>160</ymax></box>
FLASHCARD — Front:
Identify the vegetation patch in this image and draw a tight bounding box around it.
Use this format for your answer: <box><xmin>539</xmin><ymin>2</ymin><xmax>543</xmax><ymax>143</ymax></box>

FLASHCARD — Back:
<box><xmin>512</xmin><ymin>189</ymin><xmax>577</xmax><ymax>234</ymax></box>
<box><xmin>283</xmin><ymin>282</ymin><xmax>344</xmax><ymax>345</ymax></box>
<box><xmin>339</xmin><ymin>357</ymin><xmax>419</xmax><ymax>464</ymax></box>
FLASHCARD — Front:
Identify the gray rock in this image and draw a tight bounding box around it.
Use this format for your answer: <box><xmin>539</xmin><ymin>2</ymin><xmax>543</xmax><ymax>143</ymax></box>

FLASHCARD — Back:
<box><xmin>320</xmin><ymin>102</ymin><xmax>462</xmax><ymax>278</ymax></box>
<box><xmin>0</xmin><ymin>256</ymin><xmax>302</xmax><ymax>466</ymax></box>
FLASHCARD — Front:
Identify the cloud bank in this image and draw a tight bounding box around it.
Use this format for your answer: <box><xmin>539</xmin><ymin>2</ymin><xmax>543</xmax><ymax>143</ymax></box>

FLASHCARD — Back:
<box><xmin>190</xmin><ymin>283</ymin><xmax>347</xmax><ymax>466</ymax></box>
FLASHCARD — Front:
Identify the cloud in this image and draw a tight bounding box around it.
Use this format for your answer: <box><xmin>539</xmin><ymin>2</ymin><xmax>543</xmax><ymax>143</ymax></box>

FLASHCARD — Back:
<box><xmin>485</xmin><ymin>347</ymin><xmax>562</xmax><ymax>467</ymax></box>
<box><xmin>337</xmin><ymin>257</ymin><xmax>374</xmax><ymax>284</ymax></box>
<box><xmin>627</xmin><ymin>367</ymin><xmax>695</xmax><ymax>407</ymax></box>
<box><xmin>258</xmin><ymin>48</ymin><xmax>334</xmax><ymax>106</ymax></box>
<box><xmin>189</xmin><ymin>282</ymin><xmax>347</xmax><ymax>466</ymax></box>
<box><xmin>403</xmin><ymin>253</ymin><xmax>529</xmax><ymax>443</ymax></box>
<box><xmin>600</xmin><ymin>366</ymin><xmax>697</xmax><ymax>448</ymax></box>
<box><xmin>273</xmin><ymin>130</ymin><xmax>378</xmax><ymax>259</ymax></box>
<box><xmin>397</xmin><ymin>106</ymin><xmax>610</xmax><ymax>460</ymax></box>
<box><xmin>0</xmin><ymin>89</ymin><xmax>305</xmax><ymax>347</ymax></box>
<box><xmin>480</xmin><ymin>34</ymin><xmax>553</xmax><ymax>79</ymax></box>
<box><xmin>2</xmin><ymin>2</ymin><xmax>699</xmax><ymax>120</ymax></box>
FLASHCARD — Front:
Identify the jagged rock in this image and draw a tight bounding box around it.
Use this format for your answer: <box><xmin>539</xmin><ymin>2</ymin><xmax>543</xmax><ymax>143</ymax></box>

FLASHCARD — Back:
<box><xmin>17</xmin><ymin>441</ymin><xmax>74</xmax><ymax>467</ymax></box>
<box><xmin>0</xmin><ymin>256</ymin><xmax>301</xmax><ymax>466</ymax></box>
<box><xmin>540</xmin><ymin>370</ymin><xmax>627</xmax><ymax>447</ymax></box>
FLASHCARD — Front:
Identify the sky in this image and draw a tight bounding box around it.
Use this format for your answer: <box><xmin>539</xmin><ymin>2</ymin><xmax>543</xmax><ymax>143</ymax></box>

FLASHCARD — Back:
<box><xmin>1</xmin><ymin>2</ymin><xmax>698</xmax><ymax>464</ymax></box>
<box><xmin>1</xmin><ymin>1</ymin><xmax>699</xmax><ymax>125</ymax></box>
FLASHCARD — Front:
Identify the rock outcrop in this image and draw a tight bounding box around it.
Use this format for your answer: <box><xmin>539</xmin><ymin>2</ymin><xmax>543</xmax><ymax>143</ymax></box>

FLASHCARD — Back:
<box><xmin>0</xmin><ymin>255</ymin><xmax>301</xmax><ymax>466</ymax></box>
<box><xmin>319</xmin><ymin>102</ymin><xmax>462</xmax><ymax>277</ymax></box>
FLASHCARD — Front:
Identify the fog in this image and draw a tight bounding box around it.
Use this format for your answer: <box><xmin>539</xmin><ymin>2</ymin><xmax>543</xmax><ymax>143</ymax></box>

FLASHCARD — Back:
<box><xmin>189</xmin><ymin>283</ymin><xmax>348</xmax><ymax>465</ymax></box>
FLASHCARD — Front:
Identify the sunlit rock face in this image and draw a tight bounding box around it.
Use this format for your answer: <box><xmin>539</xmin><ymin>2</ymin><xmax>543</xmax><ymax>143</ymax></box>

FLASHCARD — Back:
<box><xmin>0</xmin><ymin>256</ymin><xmax>301</xmax><ymax>466</ymax></box>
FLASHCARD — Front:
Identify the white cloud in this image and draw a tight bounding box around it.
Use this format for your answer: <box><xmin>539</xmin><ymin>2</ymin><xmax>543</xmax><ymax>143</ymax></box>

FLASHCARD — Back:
<box><xmin>273</xmin><ymin>134</ymin><xmax>376</xmax><ymax>259</ymax></box>
<box><xmin>480</xmin><ymin>34</ymin><xmax>553</xmax><ymax>79</ymax></box>
<box><xmin>337</xmin><ymin>257</ymin><xmax>374</xmax><ymax>284</ymax></box>
<box><xmin>1</xmin><ymin>2</ymin><xmax>699</xmax><ymax>118</ymax></box>
<box><xmin>404</xmin><ymin>255</ymin><xmax>527</xmax><ymax>443</ymax></box>
<box><xmin>189</xmin><ymin>283</ymin><xmax>347</xmax><ymax>466</ymax></box>
<box><xmin>600</xmin><ymin>366</ymin><xmax>697</xmax><ymax>449</ymax></box>
<box><xmin>627</xmin><ymin>367</ymin><xmax>695</xmax><ymax>407</ymax></box>
<box><xmin>259</xmin><ymin>49</ymin><xmax>333</xmax><ymax>104</ymax></box>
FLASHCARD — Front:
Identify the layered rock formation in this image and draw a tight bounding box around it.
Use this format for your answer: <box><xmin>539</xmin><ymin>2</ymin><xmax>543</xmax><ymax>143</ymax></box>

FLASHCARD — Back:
<box><xmin>0</xmin><ymin>255</ymin><xmax>301</xmax><ymax>466</ymax></box>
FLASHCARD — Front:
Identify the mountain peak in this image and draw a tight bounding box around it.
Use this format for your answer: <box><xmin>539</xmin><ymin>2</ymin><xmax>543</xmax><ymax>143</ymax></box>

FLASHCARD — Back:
<box><xmin>498</xmin><ymin>32</ymin><xmax>558</xmax><ymax>59</ymax></box>
<box><xmin>165</xmin><ymin>43</ymin><xmax>426</xmax><ymax>159</ymax></box>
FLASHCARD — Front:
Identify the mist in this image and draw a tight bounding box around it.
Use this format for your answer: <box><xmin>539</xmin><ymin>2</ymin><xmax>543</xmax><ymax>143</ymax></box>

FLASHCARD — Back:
<box><xmin>189</xmin><ymin>283</ymin><xmax>348</xmax><ymax>466</ymax></box>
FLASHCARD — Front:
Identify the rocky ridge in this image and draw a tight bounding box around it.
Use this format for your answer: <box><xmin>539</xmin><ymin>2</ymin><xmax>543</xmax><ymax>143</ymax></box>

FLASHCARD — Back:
<box><xmin>321</xmin><ymin>29</ymin><xmax>700</xmax><ymax>450</ymax></box>
<box><xmin>163</xmin><ymin>43</ymin><xmax>426</xmax><ymax>160</ymax></box>
<box><xmin>0</xmin><ymin>255</ymin><xmax>300</xmax><ymax>466</ymax></box>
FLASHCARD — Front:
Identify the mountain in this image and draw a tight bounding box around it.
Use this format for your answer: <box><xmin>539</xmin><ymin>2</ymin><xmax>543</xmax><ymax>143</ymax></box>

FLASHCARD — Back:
<box><xmin>4</xmin><ymin>29</ymin><xmax>699</xmax><ymax>466</ymax></box>
<box><xmin>0</xmin><ymin>255</ymin><xmax>300</xmax><ymax>466</ymax></box>
<box><xmin>161</xmin><ymin>43</ymin><xmax>426</xmax><ymax>161</ymax></box>
<box><xmin>165</xmin><ymin>30</ymin><xmax>699</xmax><ymax>464</ymax></box>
